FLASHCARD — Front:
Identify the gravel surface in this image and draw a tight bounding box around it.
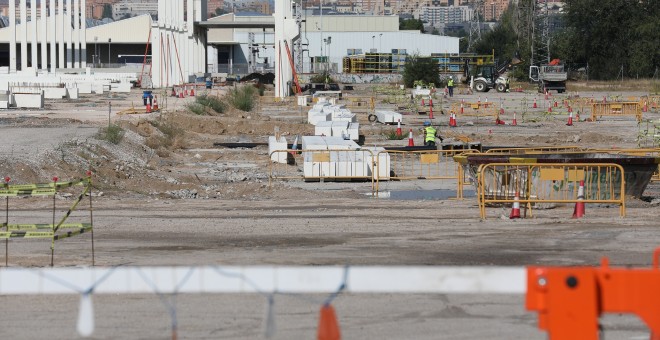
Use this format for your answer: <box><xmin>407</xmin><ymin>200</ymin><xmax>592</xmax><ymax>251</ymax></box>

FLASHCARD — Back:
<box><xmin>0</xmin><ymin>86</ymin><xmax>659</xmax><ymax>339</ymax></box>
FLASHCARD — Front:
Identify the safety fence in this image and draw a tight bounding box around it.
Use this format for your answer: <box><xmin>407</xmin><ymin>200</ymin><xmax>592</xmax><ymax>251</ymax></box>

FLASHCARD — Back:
<box><xmin>341</xmin><ymin>96</ymin><xmax>375</xmax><ymax>111</ymax></box>
<box><xmin>484</xmin><ymin>146</ymin><xmax>583</xmax><ymax>154</ymax></box>
<box><xmin>450</xmin><ymin>102</ymin><xmax>498</xmax><ymax>120</ymax></box>
<box><xmin>269</xmin><ymin>149</ymin><xmax>376</xmax><ymax>192</ymax></box>
<box><xmin>600</xmin><ymin>148</ymin><xmax>660</xmax><ymax>181</ymax></box>
<box><xmin>374</xmin><ymin>149</ymin><xmax>477</xmax><ymax>198</ymax></box>
<box><xmin>0</xmin><ymin>175</ymin><xmax>94</xmax><ymax>266</ymax></box>
<box><xmin>269</xmin><ymin>149</ymin><xmax>478</xmax><ymax>197</ymax></box>
<box><xmin>477</xmin><ymin>163</ymin><xmax>625</xmax><ymax>219</ymax></box>
<box><xmin>591</xmin><ymin>102</ymin><xmax>642</xmax><ymax>121</ymax></box>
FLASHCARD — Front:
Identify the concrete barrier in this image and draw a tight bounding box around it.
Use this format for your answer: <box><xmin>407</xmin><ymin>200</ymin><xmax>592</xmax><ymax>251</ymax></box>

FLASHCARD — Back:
<box><xmin>13</xmin><ymin>91</ymin><xmax>44</xmax><ymax>108</ymax></box>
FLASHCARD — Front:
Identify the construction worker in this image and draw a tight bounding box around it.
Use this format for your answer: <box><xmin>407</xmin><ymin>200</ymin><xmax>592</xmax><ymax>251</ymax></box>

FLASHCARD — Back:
<box><xmin>506</xmin><ymin>77</ymin><xmax>511</xmax><ymax>92</ymax></box>
<box><xmin>423</xmin><ymin>121</ymin><xmax>440</xmax><ymax>146</ymax></box>
<box><xmin>447</xmin><ymin>76</ymin><xmax>454</xmax><ymax>98</ymax></box>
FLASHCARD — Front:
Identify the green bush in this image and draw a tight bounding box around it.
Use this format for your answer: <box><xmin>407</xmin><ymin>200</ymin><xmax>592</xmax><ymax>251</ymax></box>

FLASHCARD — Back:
<box><xmin>309</xmin><ymin>71</ymin><xmax>335</xmax><ymax>84</ymax></box>
<box><xmin>228</xmin><ymin>85</ymin><xmax>256</xmax><ymax>112</ymax></box>
<box><xmin>97</xmin><ymin>124</ymin><xmax>124</xmax><ymax>144</ymax></box>
<box><xmin>196</xmin><ymin>94</ymin><xmax>225</xmax><ymax>113</ymax></box>
<box><xmin>385</xmin><ymin>129</ymin><xmax>407</xmax><ymax>140</ymax></box>
<box><xmin>186</xmin><ymin>95</ymin><xmax>225</xmax><ymax>115</ymax></box>
<box><xmin>186</xmin><ymin>103</ymin><xmax>207</xmax><ymax>115</ymax></box>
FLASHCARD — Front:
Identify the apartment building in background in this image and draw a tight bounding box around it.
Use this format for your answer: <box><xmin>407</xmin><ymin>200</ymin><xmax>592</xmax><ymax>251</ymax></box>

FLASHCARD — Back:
<box><xmin>112</xmin><ymin>0</ymin><xmax>157</xmax><ymax>20</ymax></box>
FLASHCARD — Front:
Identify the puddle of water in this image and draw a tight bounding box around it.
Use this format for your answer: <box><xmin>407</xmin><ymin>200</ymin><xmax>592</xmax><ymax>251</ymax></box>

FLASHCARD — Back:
<box><xmin>375</xmin><ymin>189</ymin><xmax>476</xmax><ymax>200</ymax></box>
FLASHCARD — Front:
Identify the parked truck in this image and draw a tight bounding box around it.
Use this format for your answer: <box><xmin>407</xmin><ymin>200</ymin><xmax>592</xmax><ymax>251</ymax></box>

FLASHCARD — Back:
<box><xmin>529</xmin><ymin>59</ymin><xmax>567</xmax><ymax>93</ymax></box>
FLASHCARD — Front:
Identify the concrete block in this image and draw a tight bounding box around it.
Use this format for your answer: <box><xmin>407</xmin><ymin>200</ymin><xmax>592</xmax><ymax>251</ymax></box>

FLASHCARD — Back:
<box><xmin>43</xmin><ymin>87</ymin><xmax>67</xmax><ymax>99</ymax></box>
<box><xmin>0</xmin><ymin>101</ymin><xmax>9</xmax><ymax>109</ymax></box>
<box><xmin>13</xmin><ymin>91</ymin><xmax>44</xmax><ymax>108</ymax></box>
<box><xmin>315</xmin><ymin>121</ymin><xmax>334</xmax><ymax>137</ymax></box>
<box><xmin>92</xmin><ymin>83</ymin><xmax>105</xmax><ymax>94</ymax></box>
<box><xmin>268</xmin><ymin>136</ymin><xmax>288</xmax><ymax>164</ymax></box>
<box><xmin>308</xmin><ymin>112</ymin><xmax>331</xmax><ymax>125</ymax></box>
<box><xmin>363</xmin><ymin>147</ymin><xmax>390</xmax><ymax>180</ymax></box>
<box><xmin>330</xmin><ymin>122</ymin><xmax>349</xmax><ymax>138</ymax></box>
<box><xmin>332</xmin><ymin>112</ymin><xmax>357</xmax><ymax>123</ymax></box>
<box><xmin>375</xmin><ymin>110</ymin><xmax>403</xmax><ymax>124</ymax></box>
<box><xmin>346</xmin><ymin>123</ymin><xmax>360</xmax><ymax>141</ymax></box>
<box><xmin>66</xmin><ymin>87</ymin><xmax>80</xmax><ymax>99</ymax></box>
<box><xmin>110</xmin><ymin>82</ymin><xmax>132</xmax><ymax>93</ymax></box>
<box><xmin>297</xmin><ymin>95</ymin><xmax>309</xmax><ymax>106</ymax></box>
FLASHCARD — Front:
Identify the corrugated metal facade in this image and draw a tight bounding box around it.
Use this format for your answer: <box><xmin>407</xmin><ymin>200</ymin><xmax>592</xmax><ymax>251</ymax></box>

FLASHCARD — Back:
<box><xmin>0</xmin><ymin>14</ymin><xmax>152</xmax><ymax>43</ymax></box>
<box><xmin>232</xmin><ymin>30</ymin><xmax>459</xmax><ymax>73</ymax></box>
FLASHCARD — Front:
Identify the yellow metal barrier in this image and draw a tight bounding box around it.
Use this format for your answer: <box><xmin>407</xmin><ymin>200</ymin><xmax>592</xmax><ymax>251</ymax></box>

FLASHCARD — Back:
<box><xmin>342</xmin><ymin>96</ymin><xmax>375</xmax><ymax>111</ymax></box>
<box><xmin>478</xmin><ymin>163</ymin><xmax>625</xmax><ymax>219</ymax></box>
<box><xmin>485</xmin><ymin>146</ymin><xmax>583</xmax><ymax>154</ymax></box>
<box><xmin>375</xmin><ymin>149</ymin><xmax>478</xmax><ymax>199</ymax></box>
<box><xmin>0</xmin><ymin>176</ymin><xmax>95</xmax><ymax>266</ymax></box>
<box><xmin>450</xmin><ymin>103</ymin><xmax>498</xmax><ymax>120</ymax></box>
<box><xmin>269</xmin><ymin>149</ymin><xmax>376</xmax><ymax>191</ymax></box>
<box><xmin>591</xmin><ymin>102</ymin><xmax>642</xmax><ymax>121</ymax></box>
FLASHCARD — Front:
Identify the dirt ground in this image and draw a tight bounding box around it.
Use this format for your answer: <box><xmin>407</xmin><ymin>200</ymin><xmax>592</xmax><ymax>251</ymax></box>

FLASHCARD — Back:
<box><xmin>0</xmin><ymin>83</ymin><xmax>659</xmax><ymax>339</ymax></box>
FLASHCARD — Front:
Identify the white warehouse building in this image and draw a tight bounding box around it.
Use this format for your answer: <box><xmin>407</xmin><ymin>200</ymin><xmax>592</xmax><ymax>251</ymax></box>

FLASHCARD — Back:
<box><xmin>206</xmin><ymin>13</ymin><xmax>459</xmax><ymax>75</ymax></box>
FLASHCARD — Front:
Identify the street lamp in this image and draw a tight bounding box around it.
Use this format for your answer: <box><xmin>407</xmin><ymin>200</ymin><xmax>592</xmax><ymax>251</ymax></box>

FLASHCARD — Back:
<box><xmin>108</xmin><ymin>38</ymin><xmax>111</xmax><ymax>65</ymax></box>
<box><xmin>94</xmin><ymin>36</ymin><xmax>98</xmax><ymax>67</ymax></box>
<box><xmin>379</xmin><ymin>33</ymin><xmax>383</xmax><ymax>52</ymax></box>
<box><xmin>372</xmin><ymin>35</ymin><xmax>375</xmax><ymax>50</ymax></box>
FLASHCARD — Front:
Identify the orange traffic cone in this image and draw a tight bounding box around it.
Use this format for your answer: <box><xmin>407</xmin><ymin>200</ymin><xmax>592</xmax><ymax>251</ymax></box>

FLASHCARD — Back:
<box><xmin>554</xmin><ymin>100</ymin><xmax>558</xmax><ymax>107</ymax></box>
<box><xmin>449</xmin><ymin>112</ymin><xmax>457</xmax><ymax>127</ymax></box>
<box><xmin>146</xmin><ymin>103</ymin><xmax>152</xmax><ymax>113</ymax></box>
<box><xmin>566</xmin><ymin>112</ymin><xmax>573</xmax><ymax>126</ymax></box>
<box><xmin>568</xmin><ymin>105</ymin><xmax>572</xmax><ymax>113</ymax></box>
<box><xmin>533</xmin><ymin>98</ymin><xmax>537</xmax><ymax>108</ymax></box>
<box><xmin>510</xmin><ymin>191</ymin><xmax>521</xmax><ymax>219</ymax></box>
<box><xmin>478</xmin><ymin>96</ymin><xmax>481</xmax><ymax>106</ymax></box>
<box><xmin>317</xmin><ymin>304</ymin><xmax>341</xmax><ymax>340</ymax></box>
<box><xmin>171</xmin><ymin>87</ymin><xmax>177</xmax><ymax>97</ymax></box>
<box><xmin>408</xmin><ymin>129</ymin><xmax>414</xmax><ymax>146</ymax></box>
<box><xmin>184</xmin><ymin>86</ymin><xmax>189</xmax><ymax>96</ymax></box>
<box><xmin>512</xmin><ymin>112</ymin><xmax>517</xmax><ymax>126</ymax></box>
<box><xmin>460</xmin><ymin>103</ymin><xmax>464</xmax><ymax>113</ymax></box>
<box><xmin>179</xmin><ymin>90</ymin><xmax>184</xmax><ymax>98</ymax></box>
<box><xmin>429</xmin><ymin>103</ymin><xmax>434</xmax><ymax>119</ymax></box>
<box><xmin>396</xmin><ymin>119</ymin><xmax>402</xmax><ymax>137</ymax></box>
<box><xmin>190</xmin><ymin>87</ymin><xmax>195</xmax><ymax>96</ymax></box>
<box><xmin>153</xmin><ymin>96</ymin><xmax>159</xmax><ymax>110</ymax></box>
<box><xmin>572</xmin><ymin>180</ymin><xmax>585</xmax><ymax>218</ymax></box>
<box><xmin>544</xmin><ymin>90</ymin><xmax>548</xmax><ymax>100</ymax></box>
<box><xmin>548</xmin><ymin>105</ymin><xmax>552</xmax><ymax>113</ymax></box>
<box><xmin>499</xmin><ymin>106</ymin><xmax>504</xmax><ymax>115</ymax></box>
<box><xmin>495</xmin><ymin>114</ymin><xmax>505</xmax><ymax>125</ymax></box>
<box><xmin>643</xmin><ymin>101</ymin><xmax>648</xmax><ymax>112</ymax></box>
<box><xmin>421</xmin><ymin>98</ymin><xmax>425</xmax><ymax>106</ymax></box>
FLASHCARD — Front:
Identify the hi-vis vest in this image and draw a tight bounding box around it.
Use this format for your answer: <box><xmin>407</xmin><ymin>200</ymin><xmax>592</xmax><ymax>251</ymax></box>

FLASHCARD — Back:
<box><xmin>447</xmin><ymin>78</ymin><xmax>454</xmax><ymax>87</ymax></box>
<box><xmin>425</xmin><ymin>126</ymin><xmax>437</xmax><ymax>142</ymax></box>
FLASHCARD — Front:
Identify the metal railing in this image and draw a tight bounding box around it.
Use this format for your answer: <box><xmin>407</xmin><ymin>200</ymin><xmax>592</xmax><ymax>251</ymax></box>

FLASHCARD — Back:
<box><xmin>477</xmin><ymin>163</ymin><xmax>626</xmax><ymax>219</ymax></box>
<box><xmin>450</xmin><ymin>102</ymin><xmax>498</xmax><ymax>119</ymax></box>
<box><xmin>268</xmin><ymin>149</ymin><xmax>376</xmax><ymax>192</ymax></box>
<box><xmin>484</xmin><ymin>146</ymin><xmax>583</xmax><ymax>154</ymax></box>
<box><xmin>591</xmin><ymin>102</ymin><xmax>642</xmax><ymax>122</ymax></box>
<box><xmin>375</xmin><ymin>149</ymin><xmax>477</xmax><ymax>199</ymax></box>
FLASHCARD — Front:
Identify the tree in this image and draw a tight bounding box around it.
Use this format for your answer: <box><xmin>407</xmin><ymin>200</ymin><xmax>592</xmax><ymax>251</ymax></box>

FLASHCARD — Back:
<box><xmin>215</xmin><ymin>8</ymin><xmax>227</xmax><ymax>16</ymax></box>
<box><xmin>101</xmin><ymin>4</ymin><xmax>113</xmax><ymax>19</ymax></box>
<box><xmin>431</xmin><ymin>28</ymin><xmax>440</xmax><ymax>35</ymax></box>
<box><xmin>403</xmin><ymin>54</ymin><xmax>439</xmax><ymax>88</ymax></box>
<box><xmin>559</xmin><ymin>0</ymin><xmax>659</xmax><ymax>79</ymax></box>
<box><xmin>399</xmin><ymin>19</ymin><xmax>424</xmax><ymax>31</ymax></box>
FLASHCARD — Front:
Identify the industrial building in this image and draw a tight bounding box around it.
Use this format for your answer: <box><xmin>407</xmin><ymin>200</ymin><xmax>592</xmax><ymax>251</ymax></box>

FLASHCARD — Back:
<box><xmin>206</xmin><ymin>12</ymin><xmax>459</xmax><ymax>75</ymax></box>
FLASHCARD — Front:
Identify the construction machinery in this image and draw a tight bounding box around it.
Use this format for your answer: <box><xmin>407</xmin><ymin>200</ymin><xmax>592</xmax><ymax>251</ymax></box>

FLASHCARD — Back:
<box><xmin>467</xmin><ymin>54</ymin><xmax>522</xmax><ymax>93</ymax></box>
<box><xmin>529</xmin><ymin>58</ymin><xmax>567</xmax><ymax>93</ymax></box>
